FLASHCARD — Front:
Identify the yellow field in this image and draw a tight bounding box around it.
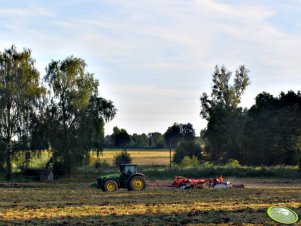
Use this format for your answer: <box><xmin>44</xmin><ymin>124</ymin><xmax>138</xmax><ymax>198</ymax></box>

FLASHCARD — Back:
<box><xmin>91</xmin><ymin>149</ymin><xmax>174</xmax><ymax>165</ymax></box>
<box><xmin>0</xmin><ymin>182</ymin><xmax>300</xmax><ymax>225</ymax></box>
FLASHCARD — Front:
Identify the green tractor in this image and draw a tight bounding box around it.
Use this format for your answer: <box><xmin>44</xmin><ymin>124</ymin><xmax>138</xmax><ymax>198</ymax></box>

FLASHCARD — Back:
<box><xmin>97</xmin><ymin>164</ymin><xmax>146</xmax><ymax>192</ymax></box>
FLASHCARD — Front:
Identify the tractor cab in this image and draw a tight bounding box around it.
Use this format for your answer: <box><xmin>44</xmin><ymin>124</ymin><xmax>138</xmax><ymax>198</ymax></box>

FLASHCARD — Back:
<box><xmin>120</xmin><ymin>164</ymin><xmax>137</xmax><ymax>178</ymax></box>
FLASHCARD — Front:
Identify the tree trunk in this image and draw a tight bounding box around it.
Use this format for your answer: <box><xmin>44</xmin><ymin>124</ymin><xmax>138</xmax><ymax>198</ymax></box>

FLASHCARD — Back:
<box><xmin>5</xmin><ymin>144</ymin><xmax>12</xmax><ymax>180</ymax></box>
<box><xmin>64</xmin><ymin>149</ymin><xmax>72</xmax><ymax>177</ymax></box>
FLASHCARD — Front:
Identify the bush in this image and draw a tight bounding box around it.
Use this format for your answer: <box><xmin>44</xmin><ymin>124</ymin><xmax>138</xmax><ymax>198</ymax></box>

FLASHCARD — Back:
<box><xmin>200</xmin><ymin>161</ymin><xmax>214</xmax><ymax>168</ymax></box>
<box><xmin>225</xmin><ymin>159</ymin><xmax>241</xmax><ymax>168</ymax></box>
<box><xmin>113</xmin><ymin>149</ymin><xmax>132</xmax><ymax>166</ymax></box>
<box><xmin>94</xmin><ymin>159</ymin><xmax>109</xmax><ymax>169</ymax></box>
<box><xmin>141</xmin><ymin>165</ymin><xmax>301</xmax><ymax>180</ymax></box>
<box><xmin>52</xmin><ymin>161</ymin><xmax>66</xmax><ymax>178</ymax></box>
<box><xmin>179</xmin><ymin>156</ymin><xmax>200</xmax><ymax>168</ymax></box>
<box><xmin>173</xmin><ymin>141</ymin><xmax>202</xmax><ymax>164</ymax></box>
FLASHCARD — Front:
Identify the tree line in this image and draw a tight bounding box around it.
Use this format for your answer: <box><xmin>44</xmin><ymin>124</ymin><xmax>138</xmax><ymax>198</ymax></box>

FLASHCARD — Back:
<box><xmin>201</xmin><ymin>65</ymin><xmax>301</xmax><ymax>167</ymax></box>
<box><xmin>104</xmin><ymin>122</ymin><xmax>198</xmax><ymax>149</ymax></box>
<box><xmin>0</xmin><ymin>45</ymin><xmax>116</xmax><ymax>179</ymax></box>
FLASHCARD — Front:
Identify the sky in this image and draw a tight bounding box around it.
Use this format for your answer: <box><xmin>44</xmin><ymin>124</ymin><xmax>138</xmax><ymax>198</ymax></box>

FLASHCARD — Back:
<box><xmin>1</xmin><ymin>0</ymin><xmax>301</xmax><ymax>135</ymax></box>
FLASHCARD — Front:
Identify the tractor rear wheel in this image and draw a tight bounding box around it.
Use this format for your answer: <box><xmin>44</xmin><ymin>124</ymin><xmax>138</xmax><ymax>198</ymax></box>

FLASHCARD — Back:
<box><xmin>129</xmin><ymin>176</ymin><xmax>146</xmax><ymax>191</ymax></box>
<box><xmin>103</xmin><ymin>180</ymin><xmax>118</xmax><ymax>192</ymax></box>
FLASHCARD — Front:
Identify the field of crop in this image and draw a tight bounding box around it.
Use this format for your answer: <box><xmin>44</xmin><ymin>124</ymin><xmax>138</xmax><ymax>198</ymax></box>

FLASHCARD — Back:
<box><xmin>0</xmin><ymin>180</ymin><xmax>300</xmax><ymax>225</ymax></box>
<box><xmin>91</xmin><ymin>149</ymin><xmax>173</xmax><ymax>166</ymax></box>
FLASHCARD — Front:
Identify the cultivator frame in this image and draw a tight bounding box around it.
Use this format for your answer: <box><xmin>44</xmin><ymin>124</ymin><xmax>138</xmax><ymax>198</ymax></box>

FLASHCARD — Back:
<box><xmin>170</xmin><ymin>175</ymin><xmax>231</xmax><ymax>189</ymax></box>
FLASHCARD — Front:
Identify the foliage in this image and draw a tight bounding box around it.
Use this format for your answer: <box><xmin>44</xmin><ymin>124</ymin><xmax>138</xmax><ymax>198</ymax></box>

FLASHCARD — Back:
<box><xmin>148</xmin><ymin>132</ymin><xmax>165</xmax><ymax>148</ymax></box>
<box><xmin>200</xmin><ymin>161</ymin><xmax>215</xmax><ymax>168</ymax></box>
<box><xmin>44</xmin><ymin>56</ymin><xmax>116</xmax><ymax>176</ymax></box>
<box><xmin>113</xmin><ymin>150</ymin><xmax>132</xmax><ymax>166</ymax></box>
<box><xmin>131</xmin><ymin>133</ymin><xmax>149</xmax><ymax>148</ymax></box>
<box><xmin>179</xmin><ymin>156</ymin><xmax>200</xmax><ymax>167</ymax></box>
<box><xmin>200</xmin><ymin>65</ymin><xmax>250</xmax><ymax>119</ymax></box>
<box><xmin>143</xmin><ymin>165</ymin><xmax>301</xmax><ymax>179</ymax></box>
<box><xmin>111</xmin><ymin>127</ymin><xmax>131</xmax><ymax>148</ymax></box>
<box><xmin>51</xmin><ymin>160</ymin><xmax>66</xmax><ymax>178</ymax></box>
<box><xmin>0</xmin><ymin>45</ymin><xmax>45</xmax><ymax>179</ymax></box>
<box><xmin>202</xmin><ymin>106</ymin><xmax>246</xmax><ymax>162</ymax></box>
<box><xmin>242</xmin><ymin>91</ymin><xmax>301</xmax><ymax>165</ymax></box>
<box><xmin>181</xmin><ymin>123</ymin><xmax>196</xmax><ymax>141</ymax></box>
<box><xmin>164</xmin><ymin>123</ymin><xmax>196</xmax><ymax>148</ymax></box>
<box><xmin>173</xmin><ymin>141</ymin><xmax>202</xmax><ymax>164</ymax></box>
<box><xmin>225</xmin><ymin>159</ymin><xmax>241</xmax><ymax>168</ymax></box>
<box><xmin>94</xmin><ymin>159</ymin><xmax>109</xmax><ymax>169</ymax></box>
<box><xmin>105</xmin><ymin>132</ymin><xmax>166</xmax><ymax>149</ymax></box>
<box><xmin>201</xmin><ymin>87</ymin><xmax>301</xmax><ymax>166</ymax></box>
<box><xmin>164</xmin><ymin>123</ymin><xmax>182</xmax><ymax>148</ymax></box>
<box><xmin>11</xmin><ymin>150</ymin><xmax>49</xmax><ymax>169</ymax></box>
<box><xmin>200</xmin><ymin>65</ymin><xmax>250</xmax><ymax>163</ymax></box>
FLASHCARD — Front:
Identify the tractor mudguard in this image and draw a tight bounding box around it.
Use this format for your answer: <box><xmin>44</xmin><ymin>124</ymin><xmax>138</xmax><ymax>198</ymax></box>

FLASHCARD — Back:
<box><xmin>129</xmin><ymin>173</ymin><xmax>145</xmax><ymax>181</ymax></box>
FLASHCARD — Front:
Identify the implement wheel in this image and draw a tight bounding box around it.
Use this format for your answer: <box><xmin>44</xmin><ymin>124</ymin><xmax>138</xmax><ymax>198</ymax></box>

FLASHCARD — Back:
<box><xmin>103</xmin><ymin>180</ymin><xmax>118</xmax><ymax>192</ymax></box>
<box><xmin>129</xmin><ymin>176</ymin><xmax>146</xmax><ymax>191</ymax></box>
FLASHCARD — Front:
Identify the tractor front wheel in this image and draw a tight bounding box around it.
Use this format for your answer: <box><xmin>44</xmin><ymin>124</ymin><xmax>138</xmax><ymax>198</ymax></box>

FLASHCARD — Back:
<box><xmin>129</xmin><ymin>176</ymin><xmax>146</xmax><ymax>191</ymax></box>
<box><xmin>103</xmin><ymin>180</ymin><xmax>118</xmax><ymax>192</ymax></box>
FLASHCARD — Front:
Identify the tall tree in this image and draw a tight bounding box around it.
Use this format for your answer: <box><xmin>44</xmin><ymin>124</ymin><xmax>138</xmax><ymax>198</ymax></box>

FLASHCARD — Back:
<box><xmin>0</xmin><ymin>45</ymin><xmax>45</xmax><ymax>179</ymax></box>
<box><xmin>181</xmin><ymin>123</ymin><xmax>195</xmax><ymax>141</ymax></box>
<box><xmin>200</xmin><ymin>65</ymin><xmax>250</xmax><ymax>162</ymax></box>
<box><xmin>164</xmin><ymin>123</ymin><xmax>196</xmax><ymax>146</ymax></box>
<box><xmin>111</xmin><ymin>127</ymin><xmax>131</xmax><ymax>148</ymax></box>
<box><xmin>44</xmin><ymin>56</ymin><xmax>116</xmax><ymax>175</ymax></box>
<box><xmin>201</xmin><ymin>65</ymin><xmax>250</xmax><ymax>119</ymax></box>
<box><xmin>164</xmin><ymin>123</ymin><xmax>182</xmax><ymax>148</ymax></box>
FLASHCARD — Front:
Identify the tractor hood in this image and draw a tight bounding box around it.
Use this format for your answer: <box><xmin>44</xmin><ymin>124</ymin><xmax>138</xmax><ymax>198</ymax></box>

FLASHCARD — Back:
<box><xmin>97</xmin><ymin>173</ymin><xmax>121</xmax><ymax>181</ymax></box>
<box><xmin>97</xmin><ymin>173</ymin><xmax>121</xmax><ymax>189</ymax></box>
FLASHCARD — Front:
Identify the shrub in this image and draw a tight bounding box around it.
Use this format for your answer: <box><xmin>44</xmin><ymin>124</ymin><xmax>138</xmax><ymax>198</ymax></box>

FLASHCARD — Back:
<box><xmin>225</xmin><ymin>159</ymin><xmax>241</xmax><ymax>168</ymax></box>
<box><xmin>179</xmin><ymin>156</ymin><xmax>200</xmax><ymax>168</ymax></box>
<box><xmin>173</xmin><ymin>141</ymin><xmax>202</xmax><ymax>164</ymax></box>
<box><xmin>113</xmin><ymin>149</ymin><xmax>132</xmax><ymax>166</ymax></box>
<box><xmin>51</xmin><ymin>161</ymin><xmax>65</xmax><ymax>178</ymax></box>
<box><xmin>141</xmin><ymin>165</ymin><xmax>301</xmax><ymax>180</ymax></box>
<box><xmin>94</xmin><ymin>159</ymin><xmax>109</xmax><ymax>169</ymax></box>
<box><xmin>200</xmin><ymin>161</ymin><xmax>214</xmax><ymax>168</ymax></box>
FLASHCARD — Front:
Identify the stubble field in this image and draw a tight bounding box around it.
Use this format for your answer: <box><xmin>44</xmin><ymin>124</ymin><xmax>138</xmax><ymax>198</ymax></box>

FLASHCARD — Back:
<box><xmin>91</xmin><ymin>149</ymin><xmax>172</xmax><ymax>165</ymax></box>
<box><xmin>0</xmin><ymin>181</ymin><xmax>300</xmax><ymax>225</ymax></box>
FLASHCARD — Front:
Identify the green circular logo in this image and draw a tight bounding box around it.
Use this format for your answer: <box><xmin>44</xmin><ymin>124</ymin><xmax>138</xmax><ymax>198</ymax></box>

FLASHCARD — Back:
<box><xmin>267</xmin><ymin>206</ymin><xmax>299</xmax><ymax>224</ymax></box>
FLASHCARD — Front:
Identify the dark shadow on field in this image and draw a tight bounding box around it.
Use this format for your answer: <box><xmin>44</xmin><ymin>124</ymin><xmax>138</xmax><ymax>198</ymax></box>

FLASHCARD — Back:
<box><xmin>1</xmin><ymin>207</ymin><xmax>299</xmax><ymax>225</ymax></box>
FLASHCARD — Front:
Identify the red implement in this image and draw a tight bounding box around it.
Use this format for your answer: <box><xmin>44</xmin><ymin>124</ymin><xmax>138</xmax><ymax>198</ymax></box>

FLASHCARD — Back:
<box><xmin>170</xmin><ymin>175</ymin><xmax>224</xmax><ymax>189</ymax></box>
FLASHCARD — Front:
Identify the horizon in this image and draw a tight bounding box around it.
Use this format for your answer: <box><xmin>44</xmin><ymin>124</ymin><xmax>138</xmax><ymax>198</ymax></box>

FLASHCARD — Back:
<box><xmin>1</xmin><ymin>0</ymin><xmax>301</xmax><ymax>135</ymax></box>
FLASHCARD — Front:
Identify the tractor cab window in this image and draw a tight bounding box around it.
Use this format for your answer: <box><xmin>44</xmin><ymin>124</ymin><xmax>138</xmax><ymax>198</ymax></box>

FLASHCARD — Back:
<box><xmin>124</xmin><ymin>165</ymin><xmax>136</xmax><ymax>176</ymax></box>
